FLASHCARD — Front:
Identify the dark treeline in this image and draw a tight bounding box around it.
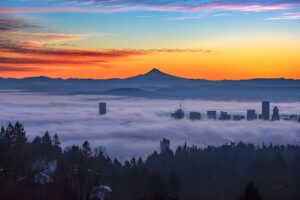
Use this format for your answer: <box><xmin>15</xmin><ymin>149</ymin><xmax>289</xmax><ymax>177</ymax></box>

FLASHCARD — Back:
<box><xmin>1</xmin><ymin>122</ymin><xmax>300</xmax><ymax>200</ymax></box>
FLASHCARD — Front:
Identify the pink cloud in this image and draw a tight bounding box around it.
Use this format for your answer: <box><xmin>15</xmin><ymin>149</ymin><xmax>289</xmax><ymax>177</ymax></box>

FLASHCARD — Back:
<box><xmin>149</xmin><ymin>3</ymin><xmax>298</xmax><ymax>12</ymax></box>
<box><xmin>0</xmin><ymin>3</ymin><xmax>298</xmax><ymax>13</ymax></box>
<box><xmin>267</xmin><ymin>11</ymin><xmax>300</xmax><ymax>20</ymax></box>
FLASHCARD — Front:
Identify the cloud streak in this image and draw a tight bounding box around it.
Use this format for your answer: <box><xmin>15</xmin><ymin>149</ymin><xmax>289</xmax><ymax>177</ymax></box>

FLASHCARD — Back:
<box><xmin>0</xmin><ymin>15</ymin><xmax>211</xmax><ymax>69</ymax></box>
<box><xmin>0</xmin><ymin>16</ymin><xmax>37</xmax><ymax>31</ymax></box>
<box><xmin>0</xmin><ymin>41</ymin><xmax>210</xmax><ymax>66</ymax></box>
<box><xmin>0</xmin><ymin>66</ymin><xmax>39</xmax><ymax>72</ymax></box>
<box><xmin>0</xmin><ymin>92</ymin><xmax>299</xmax><ymax>160</ymax></box>
<box><xmin>1</xmin><ymin>1</ymin><xmax>299</xmax><ymax>14</ymax></box>
<box><xmin>267</xmin><ymin>11</ymin><xmax>300</xmax><ymax>20</ymax></box>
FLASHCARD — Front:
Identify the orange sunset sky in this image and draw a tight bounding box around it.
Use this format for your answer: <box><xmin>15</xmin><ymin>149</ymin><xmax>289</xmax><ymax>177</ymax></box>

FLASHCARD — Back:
<box><xmin>1</xmin><ymin>0</ymin><xmax>300</xmax><ymax>80</ymax></box>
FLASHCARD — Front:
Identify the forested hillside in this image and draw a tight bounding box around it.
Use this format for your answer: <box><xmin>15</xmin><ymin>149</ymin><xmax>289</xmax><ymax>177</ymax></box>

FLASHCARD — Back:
<box><xmin>1</xmin><ymin>122</ymin><xmax>300</xmax><ymax>200</ymax></box>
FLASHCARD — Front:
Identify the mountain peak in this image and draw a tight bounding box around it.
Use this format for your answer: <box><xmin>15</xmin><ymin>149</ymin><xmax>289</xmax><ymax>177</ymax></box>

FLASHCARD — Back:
<box><xmin>128</xmin><ymin>68</ymin><xmax>183</xmax><ymax>80</ymax></box>
<box><xmin>142</xmin><ymin>68</ymin><xmax>174</xmax><ymax>78</ymax></box>
<box><xmin>147</xmin><ymin>68</ymin><xmax>162</xmax><ymax>74</ymax></box>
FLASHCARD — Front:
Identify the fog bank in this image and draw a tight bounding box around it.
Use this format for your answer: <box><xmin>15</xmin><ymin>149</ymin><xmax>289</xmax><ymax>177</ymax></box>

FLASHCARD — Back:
<box><xmin>0</xmin><ymin>92</ymin><xmax>299</xmax><ymax>160</ymax></box>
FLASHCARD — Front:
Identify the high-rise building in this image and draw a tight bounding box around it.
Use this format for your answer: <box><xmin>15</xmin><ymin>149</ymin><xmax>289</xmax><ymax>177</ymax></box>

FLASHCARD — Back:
<box><xmin>160</xmin><ymin>138</ymin><xmax>170</xmax><ymax>153</ymax></box>
<box><xmin>282</xmin><ymin>115</ymin><xmax>297</xmax><ymax>121</ymax></box>
<box><xmin>171</xmin><ymin>105</ymin><xmax>184</xmax><ymax>119</ymax></box>
<box><xmin>219</xmin><ymin>111</ymin><xmax>231</xmax><ymax>120</ymax></box>
<box><xmin>189</xmin><ymin>112</ymin><xmax>201</xmax><ymax>120</ymax></box>
<box><xmin>99</xmin><ymin>102</ymin><xmax>107</xmax><ymax>115</ymax></box>
<box><xmin>233</xmin><ymin>115</ymin><xmax>245</xmax><ymax>121</ymax></box>
<box><xmin>271</xmin><ymin>106</ymin><xmax>280</xmax><ymax>121</ymax></box>
<box><xmin>247</xmin><ymin>109</ymin><xmax>257</xmax><ymax>120</ymax></box>
<box><xmin>207</xmin><ymin>111</ymin><xmax>217</xmax><ymax>120</ymax></box>
<box><xmin>289</xmin><ymin>115</ymin><xmax>298</xmax><ymax>121</ymax></box>
<box><xmin>261</xmin><ymin>101</ymin><xmax>270</xmax><ymax>120</ymax></box>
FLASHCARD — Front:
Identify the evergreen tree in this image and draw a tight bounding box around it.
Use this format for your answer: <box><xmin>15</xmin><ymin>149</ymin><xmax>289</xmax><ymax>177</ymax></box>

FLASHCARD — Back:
<box><xmin>239</xmin><ymin>182</ymin><xmax>262</xmax><ymax>200</ymax></box>
<box><xmin>53</xmin><ymin>134</ymin><xmax>61</xmax><ymax>146</ymax></box>
<box><xmin>148</xmin><ymin>172</ymin><xmax>167</xmax><ymax>200</ymax></box>
<box><xmin>41</xmin><ymin>131</ymin><xmax>53</xmax><ymax>158</ymax></box>
<box><xmin>168</xmin><ymin>172</ymin><xmax>181</xmax><ymax>199</ymax></box>
<box><xmin>82</xmin><ymin>140</ymin><xmax>92</xmax><ymax>158</ymax></box>
<box><xmin>53</xmin><ymin>134</ymin><xmax>62</xmax><ymax>157</ymax></box>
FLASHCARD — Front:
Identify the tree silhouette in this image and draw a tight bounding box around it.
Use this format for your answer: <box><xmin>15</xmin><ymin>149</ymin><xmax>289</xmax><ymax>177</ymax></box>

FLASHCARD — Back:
<box><xmin>240</xmin><ymin>182</ymin><xmax>262</xmax><ymax>200</ymax></box>
<box><xmin>168</xmin><ymin>172</ymin><xmax>181</xmax><ymax>199</ymax></box>
<box><xmin>82</xmin><ymin>140</ymin><xmax>92</xmax><ymax>158</ymax></box>
<box><xmin>148</xmin><ymin>172</ymin><xmax>167</xmax><ymax>200</ymax></box>
<box><xmin>2</xmin><ymin>122</ymin><xmax>300</xmax><ymax>200</ymax></box>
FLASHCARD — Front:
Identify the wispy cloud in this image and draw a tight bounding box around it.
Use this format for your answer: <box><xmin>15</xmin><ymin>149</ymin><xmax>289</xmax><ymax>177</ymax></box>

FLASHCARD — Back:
<box><xmin>0</xmin><ymin>15</ymin><xmax>211</xmax><ymax>68</ymax></box>
<box><xmin>7</xmin><ymin>32</ymin><xmax>86</xmax><ymax>44</ymax></box>
<box><xmin>0</xmin><ymin>40</ymin><xmax>146</xmax><ymax>66</ymax></box>
<box><xmin>214</xmin><ymin>12</ymin><xmax>232</xmax><ymax>17</ymax></box>
<box><xmin>0</xmin><ymin>15</ymin><xmax>38</xmax><ymax>31</ymax></box>
<box><xmin>167</xmin><ymin>15</ymin><xmax>204</xmax><ymax>21</ymax></box>
<box><xmin>0</xmin><ymin>6</ymin><xmax>120</xmax><ymax>13</ymax></box>
<box><xmin>267</xmin><ymin>11</ymin><xmax>300</xmax><ymax>20</ymax></box>
<box><xmin>0</xmin><ymin>40</ymin><xmax>211</xmax><ymax>66</ymax></box>
<box><xmin>0</xmin><ymin>66</ymin><xmax>39</xmax><ymax>72</ymax></box>
<box><xmin>1</xmin><ymin>1</ymin><xmax>299</xmax><ymax>13</ymax></box>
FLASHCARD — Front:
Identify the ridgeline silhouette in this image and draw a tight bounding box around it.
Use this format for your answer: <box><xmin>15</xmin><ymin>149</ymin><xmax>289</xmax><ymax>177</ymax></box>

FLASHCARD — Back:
<box><xmin>1</xmin><ymin>68</ymin><xmax>300</xmax><ymax>100</ymax></box>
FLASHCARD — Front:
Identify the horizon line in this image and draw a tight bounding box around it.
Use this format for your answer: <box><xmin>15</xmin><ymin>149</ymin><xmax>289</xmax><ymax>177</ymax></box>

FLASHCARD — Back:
<box><xmin>0</xmin><ymin>68</ymin><xmax>298</xmax><ymax>82</ymax></box>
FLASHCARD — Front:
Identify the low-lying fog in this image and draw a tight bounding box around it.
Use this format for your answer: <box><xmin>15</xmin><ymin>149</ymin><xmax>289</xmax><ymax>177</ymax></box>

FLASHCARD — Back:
<box><xmin>0</xmin><ymin>91</ymin><xmax>299</xmax><ymax>160</ymax></box>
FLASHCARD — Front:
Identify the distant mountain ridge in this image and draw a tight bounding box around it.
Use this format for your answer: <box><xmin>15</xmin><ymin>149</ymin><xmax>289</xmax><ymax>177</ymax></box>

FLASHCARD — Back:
<box><xmin>130</xmin><ymin>68</ymin><xmax>182</xmax><ymax>80</ymax></box>
<box><xmin>2</xmin><ymin>68</ymin><xmax>299</xmax><ymax>82</ymax></box>
<box><xmin>0</xmin><ymin>68</ymin><xmax>300</xmax><ymax>101</ymax></box>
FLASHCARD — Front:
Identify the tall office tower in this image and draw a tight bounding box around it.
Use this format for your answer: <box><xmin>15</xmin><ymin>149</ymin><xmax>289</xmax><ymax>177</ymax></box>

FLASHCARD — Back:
<box><xmin>219</xmin><ymin>111</ymin><xmax>231</xmax><ymax>120</ymax></box>
<box><xmin>160</xmin><ymin>138</ymin><xmax>170</xmax><ymax>153</ymax></box>
<box><xmin>171</xmin><ymin>108</ymin><xmax>184</xmax><ymax>119</ymax></box>
<box><xmin>99</xmin><ymin>102</ymin><xmax>107</xmax><ymax>115</ymax></box>
<box><xmin>271</xmin><ymin>106</ymin><xmax>280</xmax><ymax>121</ymax></box>
<box><xmin>207</xmin><ymin>111</ymin><xmax>217</xmax><ymax>119</ymax></box>
<box><xmin>189</xmin><ymin>112</ymin><xmax>201</xmax><ymax>120</ymax></box>
<box><xmin>247</xmin><ymin>109</ymin><xmax>258</xmax><ymax>120</ymax></box>
<box><xmin>261</xmin><ymin>101</ymin><xmax>270</xmax><ymax>120</ymax></box>
<box><xmin>288</xmin><ymin>115</ymin><xmax>297</xmax><ymax>121</ymax></box>
<box><xmin>233</xmin><ymin>115</ymin><xmax>244</xmax><ymax>121</ymax></box>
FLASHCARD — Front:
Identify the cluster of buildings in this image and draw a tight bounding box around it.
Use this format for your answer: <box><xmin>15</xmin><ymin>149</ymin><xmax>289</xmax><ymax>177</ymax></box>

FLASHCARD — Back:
<box><xmin>171</xmin><ymin>101</ymin><xmax>300</xmax><ymax>122</ymax></box>
<box><xmin>99</xmin><ymin>101</ymin><xmax>299</xmax><ymax>123</ymax></box>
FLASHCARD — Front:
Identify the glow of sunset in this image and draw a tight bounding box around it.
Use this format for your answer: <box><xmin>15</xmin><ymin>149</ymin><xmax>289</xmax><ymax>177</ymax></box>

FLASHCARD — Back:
<box><xmin>1</xmin><ymin>0</ymin><xmax>300</xmax><ymax>80</ymax></box>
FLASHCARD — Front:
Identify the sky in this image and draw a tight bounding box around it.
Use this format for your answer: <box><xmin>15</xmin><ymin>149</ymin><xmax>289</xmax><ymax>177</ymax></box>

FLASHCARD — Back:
<box><xmin>1</xmin><ymin>0</ymin><xmax>300</xmax><ymax>80</ymax></box>
<box><xmin>0</xmin><ymin>92</ymin><xmax>299</xmax><ymax>160</ymax></box>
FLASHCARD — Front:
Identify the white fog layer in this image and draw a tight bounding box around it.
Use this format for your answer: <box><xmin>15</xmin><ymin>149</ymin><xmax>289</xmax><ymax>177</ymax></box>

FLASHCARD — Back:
<box><xmin>0</xmin><ymin>92</ymin><xmax>299</xmax><ymax>160</ymax></box>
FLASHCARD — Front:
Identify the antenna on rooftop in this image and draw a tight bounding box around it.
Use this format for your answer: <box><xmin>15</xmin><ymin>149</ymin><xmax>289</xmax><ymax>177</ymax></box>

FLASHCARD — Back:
<box><xmin>179</xmin><ymin>99</ymin><xmax>184</xmax><ymax>110</ymax></box>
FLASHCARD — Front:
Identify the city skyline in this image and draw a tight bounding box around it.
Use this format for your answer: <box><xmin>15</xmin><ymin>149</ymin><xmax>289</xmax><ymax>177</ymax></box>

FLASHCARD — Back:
<box><xmin>1</xmin><ymin>92</ymin><xmax>299</xmax><ymax>159</ymax></box>
<box><xmin>1</xmin><ymin>0</ymin><xmax>300</xmax><ymax>79</ymax></box>
<box><xmin>171</xmin><ymin>100</ymin><xmax>300</xmax><ymax>122</ymax></box>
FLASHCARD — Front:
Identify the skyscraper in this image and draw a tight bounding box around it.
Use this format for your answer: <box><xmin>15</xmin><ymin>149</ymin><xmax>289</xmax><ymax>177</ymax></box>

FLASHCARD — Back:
<box><xmin>160</xmin><ymin>138</ymin><xmax>170</xmax><ymax>153</ymax></box>
<box><xmin>247</xmin><ymin>109</ymin><xmax>257</xmax><ymax>120</ymax></box>
<box><xmin>233</xmin><ymin>115</ymin><xmax>244</xmax><ymax>121</ymax></box>
<box><xmin>189</xmin><ymin>112</ymin><xmax>201</xmax><ymax>120</ymax></box>
<box><xmin>99</xmin><ymin>102</ymin><xmax>107</xmax><ymax>115</ymax></box>
<box><xmin>271</xmin><ymin>106</ymin><xmax>280</xmax><ymax>121</ymax></box>
<box><xmin>261</xmin><ymin>101</ymin><xmax>270</xmax><ymax>120</ymax></box>
<box><xmin>171</xmin><ymin>104</ymin><xmax>184</xmax><ymax>119</ymax></box>
<box><xmin>207</xmin><ymin>111</ymin><xmax>217</xmax><ymax>120</ymax></box>
<box><xmin>219</xmin><ymin>111</ymin><xmax>231</xmax><ymax>120</ymax></box>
